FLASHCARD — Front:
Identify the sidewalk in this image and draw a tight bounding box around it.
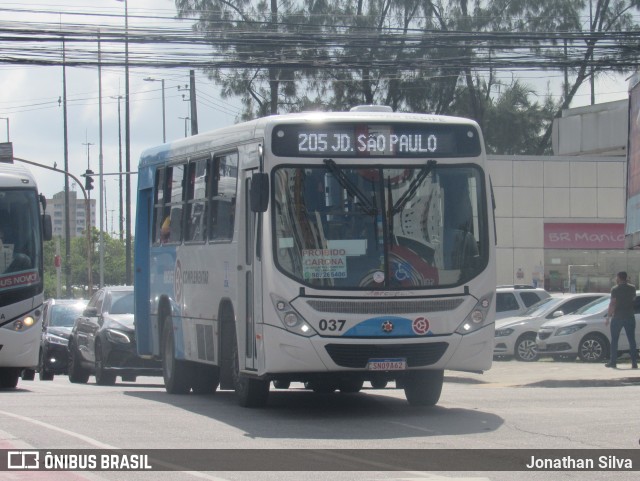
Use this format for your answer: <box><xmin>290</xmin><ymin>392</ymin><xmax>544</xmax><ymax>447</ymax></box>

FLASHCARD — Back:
<box><xmin>445</xmin><ymin>358</ymin><xmax>640</xmax><ymax>388</ymax></box>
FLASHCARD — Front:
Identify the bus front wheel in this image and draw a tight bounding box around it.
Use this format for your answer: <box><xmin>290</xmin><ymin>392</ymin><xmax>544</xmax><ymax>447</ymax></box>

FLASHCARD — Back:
<box><xmin>403</xmin><ymin>369</ymin><xmax>444</xmax><ymax>406</ymax></box>
<box><xmin>231</xmin><ymin>330</ymin><xmax>269</xmax><ymax>408</ymax></box>
<box><xmin>162</xmin><ymin>320</ymin><xmax>192</xmax><ymax>394</ymax></box>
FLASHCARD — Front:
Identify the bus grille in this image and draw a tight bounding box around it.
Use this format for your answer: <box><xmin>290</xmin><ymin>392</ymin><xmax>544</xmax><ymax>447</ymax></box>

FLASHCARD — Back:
<box><xmin>306</xmin><ymin>299</ymin><xmax>463</xmax><ymax>315</ymax></box>
<box><xmin>325</xmin><ymin>342</ymin><xmax>448</xmax><ymax>368</ymax></box>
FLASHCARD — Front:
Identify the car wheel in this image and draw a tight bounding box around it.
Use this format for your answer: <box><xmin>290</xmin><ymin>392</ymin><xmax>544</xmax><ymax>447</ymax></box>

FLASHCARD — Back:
<box><xmin>68</xmin><ymin>340</ymin><xmax>90</xmax><ymax>384</ymax></box>
<box><xmin>370</xmin><ymin>379</ymin><xmax>388</xmax><ymax>389</ymax></box>
<box><xmin>273</xmin><ymin>380</ymin><xmax>290</xmax><ymax>389</ymax></box>
<box><xmin>578</xmin><ymin>333</ymin><xmax>609</xmax><ymax>363</ymax></box>
<box><xmin>231</xmin><ymin>329</ymin><xmax>269</xmax><ymax>407</ymax></box>
<box><xmin>515</xmin><ymin>333</ymin><xmax>539</xmax><ymax>362</ymax></box>
<box><xmin>0</xmin><ymin>368</ymin><xmax>20</xmax><ymax>389</ymax></box>
<box><xmin>94</xmin><ymin>340</ymin><xmax>116</xmax><ymax>386</ymax></box>
<box><xmin>21</xmin><ymin>369</ymin><xmax>35</xmax><ymax>381</ymax></box>
<box><xmin>338</xmin><ymin>379</ymin><xmax>363</xmax><ymax>393</ymax></box>
<box><xmin>38</xmin><ymin>349</ymin><xmax>54</xmax><ymax>380</ymax></box>
<box><xmin>403</xmin><ymin>370</ymin><xmax>444</xmax><ymax>406</ymax></box>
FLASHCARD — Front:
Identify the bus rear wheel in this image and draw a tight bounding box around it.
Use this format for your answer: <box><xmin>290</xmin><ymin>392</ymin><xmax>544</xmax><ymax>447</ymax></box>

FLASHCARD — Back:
<box><xmin>231</xmin><ymin>330</ymin><xmax>269</xmax><ymax>407</ymax></box>
<box><xmin>191</xmin><ymin>364</ymin><xmax>220</xmax><ymax>394</ymax></box>
<box><xmin>162</xmin><ymin>321</ymin><xmax>192</xmax><ymax>394</ymax></box>
<box><xmin>403</xmin><ymin>369</ymin><xmax>444</xmax><ymax>406</ymax></box>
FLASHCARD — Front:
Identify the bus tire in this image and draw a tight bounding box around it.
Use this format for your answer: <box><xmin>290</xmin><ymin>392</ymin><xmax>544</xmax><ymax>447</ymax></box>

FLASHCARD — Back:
<box><xmin>162</xmin><ymin>320</ymin><xmax>192</xmax><ymax>394</ymax></box>
<box><xmin>191</xmin><ymin>363</ymin><xmax>220</xmax><ymax>394</ymax></box>
<box><xmin>338</xmin><ymin>379</ymin><xmax>363</xmax><ymax>393</ymax></box>
<box><xmin>403</xmin><ymin>369</ymin><xmax>444</xmax><ymax>407</ymax></box>
<box><xmin>370</xmin><ymin>379</ymin><xmax>388</xmax><ymax>389</ymax></box>
<box><xmin>0</xmin><ymin>368</ymin><xmax>20</xmax><ymax>389</ymax></box>
<box><xmin>68</xmin><ymin>340</ymin><xmax>90</xmax><ymax>384</ymax></box>
<box><xmin>231</xmin><ymin>330</ymin><xmax>269</xmax><ymax>408</ymax></box>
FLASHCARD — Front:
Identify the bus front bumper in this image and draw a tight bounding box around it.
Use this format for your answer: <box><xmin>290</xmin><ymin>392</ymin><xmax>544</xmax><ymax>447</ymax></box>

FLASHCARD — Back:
<box><xmin>0</xmin><ymin>326</ymin><xmax>40</xmax><ymax>369</ymax></box>
<box><xmin>258</xmin><ymin>322</ymin><xmax>493</xmax><ymax>375</ymax></box>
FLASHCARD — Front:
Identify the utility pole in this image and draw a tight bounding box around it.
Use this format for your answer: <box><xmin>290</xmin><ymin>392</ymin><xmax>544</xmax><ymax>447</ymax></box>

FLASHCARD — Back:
<box><xmin>62</xmin><ymin>37</ymin><xmax>72</xmax><ymax>298</ymax></box>
<box><xmin>111</xmin><ymin>95</ymin><xmax>124</xmax><ymax>242</ymax></box>
<box><xmin>98</xmin><ymin>30</ymin><xmax>105</xmax><ymax>288</ymax></box>
<box><xmin>179</xmin><ymin>116</ymin><xmax>189</xmax><ymax>138</ymax></box>
<box><xmin>189</xmin><ymin>70</ymin><xmax>198</xmax><ymax>135</ymax></box>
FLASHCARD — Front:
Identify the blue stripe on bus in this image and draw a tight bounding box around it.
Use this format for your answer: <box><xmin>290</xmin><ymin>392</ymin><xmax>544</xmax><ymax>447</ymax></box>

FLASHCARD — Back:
<box><xmin>342</xmin><ymin>316</ymin><xmax>433</xmax><ymax>337</ymax></box>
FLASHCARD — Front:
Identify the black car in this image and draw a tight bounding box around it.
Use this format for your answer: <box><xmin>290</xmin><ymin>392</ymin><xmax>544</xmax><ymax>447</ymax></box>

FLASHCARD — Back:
<box><xmin>38</xmin><ymin>299</ymin><xmax>87</xmax><ymax>380</ymax></box>
<box><xmin>67</xmin><ymin>286</ymin><xmax>162</xmax><ymax>385</ymax></box>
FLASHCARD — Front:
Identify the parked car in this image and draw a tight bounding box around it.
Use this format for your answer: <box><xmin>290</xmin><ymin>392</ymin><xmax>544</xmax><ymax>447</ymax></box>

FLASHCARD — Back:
<box><xmin>536</xmin><ymin>293</ymin><xmax>640</xmax><ymax>363</ymax></box>
<box><xmin>38</xmin><ymin>298</ymin><xmax>87</xmax><ymax>380</ymax></box>
<box><xmin>67</xmin><ymin>286</ymin><xmax>162</xmax><ymax>385</ymax></box>
<box><xmin>494</xmin><ymin>293</ymin><xmax>606</xmax><ymax>362</ymax></box>
<box><xmin>495</xmin><ymin>285</ymin><xmax>551</xmax><ymax>320</ymax></box>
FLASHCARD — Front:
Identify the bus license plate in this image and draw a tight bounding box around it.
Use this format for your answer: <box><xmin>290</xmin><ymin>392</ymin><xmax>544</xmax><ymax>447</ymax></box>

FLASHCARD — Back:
<box><xmin>367</xmin><ymin>358</ymin><xmax>407</xmax><ymax>371</ymax></box>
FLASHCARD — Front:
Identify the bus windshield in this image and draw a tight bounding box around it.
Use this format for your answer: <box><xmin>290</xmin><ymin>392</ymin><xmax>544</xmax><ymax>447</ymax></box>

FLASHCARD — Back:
<box><xmin>0</xmin><ymin>188</ymin><xmax>42</xmax><ymax>307</ymax></box>
<box><xmin>273</xmin><ymin>163</ymin><xmax>487</xmax><ymax>289</ymax></box>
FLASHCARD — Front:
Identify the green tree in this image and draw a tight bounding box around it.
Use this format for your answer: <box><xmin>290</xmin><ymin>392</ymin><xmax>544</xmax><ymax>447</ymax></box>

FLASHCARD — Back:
<box><xmin>43</xmin><ymin>230</ymin><xmax>129</xmax><ymax>299</ymax></box>
<box><xmin>176</xmin><ymin>0</ymin><xmax>640</xmax><ymax>153</ymax></box>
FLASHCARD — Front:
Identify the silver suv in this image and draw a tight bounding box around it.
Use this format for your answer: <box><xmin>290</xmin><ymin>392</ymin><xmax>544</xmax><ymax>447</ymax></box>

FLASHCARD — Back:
<box><xmin>495</xmin><ymin>285</ymin><xmax>551</xmax><ymax>320</ymax></box>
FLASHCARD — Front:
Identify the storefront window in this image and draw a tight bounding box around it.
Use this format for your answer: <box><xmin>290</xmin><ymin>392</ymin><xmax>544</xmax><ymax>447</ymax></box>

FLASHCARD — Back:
<box><xmin>544</xmin><ymin>249</ymin><xmax>640</xmax><ymax>293</ymax></box>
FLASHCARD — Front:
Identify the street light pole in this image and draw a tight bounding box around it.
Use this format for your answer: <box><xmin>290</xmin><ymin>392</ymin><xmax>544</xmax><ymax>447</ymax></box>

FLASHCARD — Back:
<box><xmin>143</xmin><ymin>77</ymin><xmax>166</xmax><ymax>143</ymax></box>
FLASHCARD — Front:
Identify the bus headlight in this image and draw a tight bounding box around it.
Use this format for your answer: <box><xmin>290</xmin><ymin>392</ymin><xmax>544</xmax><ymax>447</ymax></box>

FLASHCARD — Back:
<box><xmin>6</xmin><ymin>315</ymin><xmax>37</xmax><ymax>332</ymax></box>
<box><xmin>455</xmin><ymin>294</ymin><xmax>493</xmax><ymax>335</ymax></box>
<box><xmin>270</xmin><ymin>294</ymin><xmax>317</xmax><ymax>337</ymax></box>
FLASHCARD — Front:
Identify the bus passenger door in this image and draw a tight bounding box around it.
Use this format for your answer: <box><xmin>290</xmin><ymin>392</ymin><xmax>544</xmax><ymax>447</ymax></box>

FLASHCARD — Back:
<box><xmin>240</xmin><ymin>170</ymin><xmax>262</xmax><ymax>371</ymax></box>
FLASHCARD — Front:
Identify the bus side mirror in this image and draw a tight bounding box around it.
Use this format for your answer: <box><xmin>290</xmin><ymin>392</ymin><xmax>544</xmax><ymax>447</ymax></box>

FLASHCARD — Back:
<box><xmin>42</xmin><ymin>214</ymin><xmax>52</xmax><ymax>241</ymax></box>
<box><xmin>250</xmin><ymin>173</ymin><xmax>269</xmax><ymax>213</ymax></box>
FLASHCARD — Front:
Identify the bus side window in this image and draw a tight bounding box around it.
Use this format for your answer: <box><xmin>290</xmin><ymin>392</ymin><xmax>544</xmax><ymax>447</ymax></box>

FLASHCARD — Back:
<box><xmin>209</xmin><ymin>152</ymin><xmax>238</xmax><ymax>241</ymax></box>
<box><xmin>186</xmin><ymin>159</ymin><xmax>208</xmax><ymax>242</ymax></box>
<box><xmin>153</xmin><ymin>167</ymin><xmax>166</xmax><ymax>244</ymax></box>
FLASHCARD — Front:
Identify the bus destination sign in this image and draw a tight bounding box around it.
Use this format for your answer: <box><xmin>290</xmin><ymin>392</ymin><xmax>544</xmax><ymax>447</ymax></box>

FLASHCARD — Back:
<box><xmin>271</xmin><ymin>123</ymin><xmax>481</xmax><ymax>158</ymax></box>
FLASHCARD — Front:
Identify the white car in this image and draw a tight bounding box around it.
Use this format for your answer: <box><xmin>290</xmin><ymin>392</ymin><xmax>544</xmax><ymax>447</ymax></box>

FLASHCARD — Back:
<box><xmin>495</xmin><ymin>285</ymin><xmax>551</xmax><ymax>320</ymax></box>
<box><xmin>536</xmin><ymin>293</ymin><xmax>640</xmax><ymax>363</ymax></box>
<box><xmin>494</xmin><ymin>293</ymin><xmax>607</xmax><ymax>361</ymax></box>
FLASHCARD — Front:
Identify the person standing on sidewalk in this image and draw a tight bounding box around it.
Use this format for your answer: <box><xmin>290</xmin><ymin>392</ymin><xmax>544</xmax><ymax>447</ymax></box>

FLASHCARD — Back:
<box><xmin>605</xmin><ymin>271</ymin><xmax>638</xmax><ymax>369</ymax></box>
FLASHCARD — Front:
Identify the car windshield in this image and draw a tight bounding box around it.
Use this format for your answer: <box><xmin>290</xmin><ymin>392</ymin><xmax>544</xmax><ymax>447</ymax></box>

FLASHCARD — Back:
<box><xmin>573</xmin><ymin>296</ymin><xmax>610</xmax><ymax>315</ymax></box>
<box><xmin>521</xmin><ymin>296</ymin><xmax>559</xmax><ymax>317</ymax></box>
<box><xmin>50</xmin><ymin>303</ymin><xmax>86</xmax><ymax>327</ymax></box>
<box><xmin>108</xmin><ymin>291</ymin><xmax>134</xmax><ymax>315</ymax></box>
<box><xmin>272</xmin><ymin>163</ymin><xmax>488</xmax><ymax>289</ymax></box>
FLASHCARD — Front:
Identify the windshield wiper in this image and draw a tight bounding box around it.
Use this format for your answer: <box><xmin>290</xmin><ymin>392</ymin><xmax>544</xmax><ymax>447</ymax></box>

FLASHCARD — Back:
<box><xmin>391</xmin><ymin>159</ymin><xmax>437</xmax><ymax>216</ymax></box>
<box><xmin>323</xmin><ymin>159</ymin><xmax>378</xmax><ymax>216</ymax></box>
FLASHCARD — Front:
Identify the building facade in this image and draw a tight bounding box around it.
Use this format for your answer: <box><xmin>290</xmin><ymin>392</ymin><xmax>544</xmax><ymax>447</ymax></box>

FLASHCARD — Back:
<box><xmin>48</xmin><ymin>190</ymin><xmax>96</xmax><ymax>238</ymax></box>
<box><xmin>488</xmin><ymin>99</ymin><xmax>639</xmax><ymax>292</ymax></box>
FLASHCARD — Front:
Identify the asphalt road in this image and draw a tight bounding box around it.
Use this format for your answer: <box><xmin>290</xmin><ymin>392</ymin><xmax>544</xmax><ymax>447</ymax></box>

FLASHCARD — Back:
<box><xmin>1</xmin><ymin>358</ymin><xmax>639</xmax><ymax>481</ymax></box>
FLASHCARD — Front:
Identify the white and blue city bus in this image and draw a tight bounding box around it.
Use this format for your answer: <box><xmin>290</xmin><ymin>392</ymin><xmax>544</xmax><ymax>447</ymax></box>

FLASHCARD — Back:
<box><xmin>0</xmin><ymin>156</ymin><xmax>52</xmax><ymax>388</ymax></box>
<box><xmin>134</xmin><ymin>107</ymin><xmax>496</xmax><ymax>407</ymax></box>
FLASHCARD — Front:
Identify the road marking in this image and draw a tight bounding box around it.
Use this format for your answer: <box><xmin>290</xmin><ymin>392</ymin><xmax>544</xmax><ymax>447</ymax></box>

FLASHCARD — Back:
<box><xmin>0</xmin><ymin>410</ymin><xmax>230</xmax><ymax>481</ymax></box>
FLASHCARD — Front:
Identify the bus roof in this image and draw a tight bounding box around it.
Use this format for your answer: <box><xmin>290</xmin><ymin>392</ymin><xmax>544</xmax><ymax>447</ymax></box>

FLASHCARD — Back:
<box><xmin>0</xmin><ymin>161</ymin><xmax>38</xmax><ymax>189</ymax></box>
<box><xmin>138</xmin><ymin>109</ymin><xmax>481</xmax><ymax>168</ymax></box>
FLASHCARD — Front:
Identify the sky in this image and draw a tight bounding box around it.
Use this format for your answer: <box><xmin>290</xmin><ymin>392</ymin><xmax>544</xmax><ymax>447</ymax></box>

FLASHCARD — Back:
<box><xmin>0</xmin><ymin>1</ymin><xmax>635</xmax><ymax>238</ymax></box>
<box><xmin>0</xmin><ymin>0</ymin><xmax>242</xmax><ymax>237</ymax></box>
